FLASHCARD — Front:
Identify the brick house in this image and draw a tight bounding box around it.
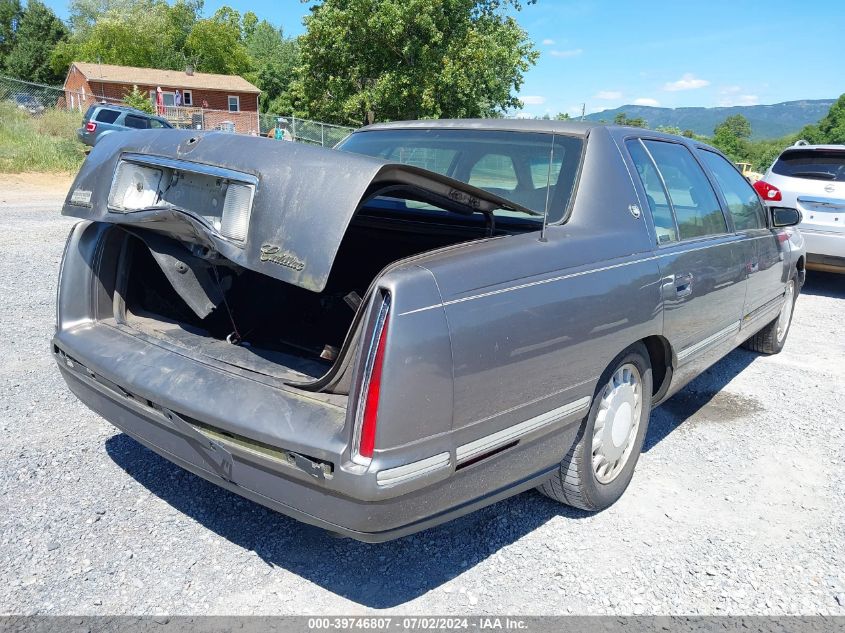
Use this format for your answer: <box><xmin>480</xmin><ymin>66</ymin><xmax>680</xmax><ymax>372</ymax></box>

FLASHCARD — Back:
<box><xmin>63</xmin><ymin>62</ymin><xmax>261</xmax><ymax>134</ymax></box>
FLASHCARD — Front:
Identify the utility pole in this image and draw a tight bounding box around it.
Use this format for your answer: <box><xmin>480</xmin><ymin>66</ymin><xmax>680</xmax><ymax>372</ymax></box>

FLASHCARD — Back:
<box><xmin>580</xmin><ymin>103</ymin><xmax>586</xmax><ymax>121</ymax></box>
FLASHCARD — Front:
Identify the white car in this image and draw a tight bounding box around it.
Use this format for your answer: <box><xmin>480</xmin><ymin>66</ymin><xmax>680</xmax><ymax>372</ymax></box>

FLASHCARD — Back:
<box><xmin>755</xmin><ymin>142</ymin><xmax>845</xmax><ymax>273</ymax></box>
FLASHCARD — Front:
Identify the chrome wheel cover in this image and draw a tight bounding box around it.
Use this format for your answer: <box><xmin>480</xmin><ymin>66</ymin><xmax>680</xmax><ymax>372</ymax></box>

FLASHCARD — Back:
<box><xmin>776</xmin><ymin>280</ymin><xmax>795</xmax><ymax>344</ymax></box>
<box><xmin>592</xmin><ymin>363</ymin><xmax>643</xmax><ymax>484</ymax></box>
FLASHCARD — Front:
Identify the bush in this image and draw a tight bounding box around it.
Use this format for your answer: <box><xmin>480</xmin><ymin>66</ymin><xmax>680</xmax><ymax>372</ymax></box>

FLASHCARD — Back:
<box><xmin>35</xmin><ymin>108</ymin><xmax>82</xmax><ymax>139</ymax></box>
<box><xmin>0</xmin><ymin>101</ymin><xmax>86</xmax><ymax>173</ymax></box>
<box><xmin>122</xmin><ymin>85</ymin><xmax>155</xmax><ymax>114</ymax></box>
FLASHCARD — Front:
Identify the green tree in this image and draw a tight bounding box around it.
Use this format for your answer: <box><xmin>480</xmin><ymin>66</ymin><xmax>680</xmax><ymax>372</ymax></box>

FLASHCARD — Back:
<box><xmin>4</xmin><ymin>0</ymin><xmax>67</xmax><ymax>83</ymax></box>
<box><xmin>122</xmin><ymin>83</ymin><xmax>154</xmax><ymax>112</ymax></box>
<box><xmin>186</xmin><ymin>13</ymin><xmax>251</xmax><ymax>74</ymax></box>
<box><xmin>53</xmin><ymin>0</ymin><xmax>202</xmax><ymax>74</ymax></box>
<box><xmin>291</xmin><ymin>0</ymin><xmax>538</xmax><ymax>125</ymax></box>
<box><xmin>711</xmin><ymin>114</ymin><xmax>752</xmax><ymax>161</ymax></box>
<box><xmin>245</xmin><ymin>19</ymin><xmax>299</xmax><ymax>112</ymax></box>
<box><xmin>656</xmin><ymin>125</ymin><xmax>682</xmax><ymax>135</ymax></box>
<box><xmin>797</xmin><ymin>93</ymin><xmax>845</xmax><ymax>144</ymax></box>
<box><xmin>554</xmin><ymin>112</ymin><xmax>570</xmax><ymax>120</ymax></box>
<box><xmin>613</xmin><ymin>112</ymin><xmax>647</xmax><ymax>128</ymax></box>
<box><xmin>714</xmin><ymin>114</ymin><xmax>751</xmax><ymax>140</ymax></box>
<box><xmin>0</xmin><ymin>0</ymin><xmax>22</xmax><ymax>62</ymax></box>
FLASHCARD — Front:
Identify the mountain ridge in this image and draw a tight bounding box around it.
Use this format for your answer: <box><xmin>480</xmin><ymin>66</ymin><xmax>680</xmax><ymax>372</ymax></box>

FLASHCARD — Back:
<box><xmin>583</xmin><ymin>99</ymin><xmax>834</xmax><ymax>139</ymax></box>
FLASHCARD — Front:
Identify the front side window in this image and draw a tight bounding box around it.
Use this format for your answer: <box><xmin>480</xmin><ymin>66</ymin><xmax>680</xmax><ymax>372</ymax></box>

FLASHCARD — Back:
<box><xmin>228</xmin><ymin>96</ymin><xmax>240</xmax><ymax>112</ymax></box>
<box><xmin>697</xmin><ymin>150</ymin><xmax>767</xmax><ymax>231</ymax></box>
<box><xmin>124</xmin><ymin>114</ymin><xmax>150</xmax><ymax>129</ymax></box>
<box><xmin>337</xmin><ymin>128</ymin><xmax>583</xmax><ymax>223</ymax></box>
<box><xmin>627</xmin><ymin>139</ymin><xmax>677</xmax><ymax>244</ymax></box>
<box><xmin>642</xmin><ymin>140</ymin><xmax>727</xmax><ymax>240</ymax></box>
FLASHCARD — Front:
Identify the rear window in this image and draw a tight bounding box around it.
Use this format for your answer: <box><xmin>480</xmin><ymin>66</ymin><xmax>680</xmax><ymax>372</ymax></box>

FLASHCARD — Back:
<box><xmin>772</xmin><ymin>149</ymin><xmax>845</xmax><ymax>182</ymax></box>
<box><xmin>337</xmin><ymin>129</ymin><xmax>583</xmax><ymax>223</ymax></box>
<box><xmin>94</xmin><ymin>109</ymin><xmax>120</xmax><ymax>124</ymax></box>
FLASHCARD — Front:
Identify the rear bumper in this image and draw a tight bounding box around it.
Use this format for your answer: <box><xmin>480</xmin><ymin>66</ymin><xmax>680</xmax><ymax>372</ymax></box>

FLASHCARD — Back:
<box><xmin>53</xmin><ymin>325</ymin><xmax>578</xmax><ymax>542</ymax></box>
<box><xmin>801</xmin><ymin>228</ymin><xmax>845</xmax><ymax>272</ymax></box>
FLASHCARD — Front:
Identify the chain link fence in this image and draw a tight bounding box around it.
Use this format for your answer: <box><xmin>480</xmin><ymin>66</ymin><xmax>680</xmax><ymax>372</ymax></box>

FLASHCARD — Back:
<box><xmin>1</xmin><ymin>74</ymin><xmax>355</xmax><ymax>147</ymax></box>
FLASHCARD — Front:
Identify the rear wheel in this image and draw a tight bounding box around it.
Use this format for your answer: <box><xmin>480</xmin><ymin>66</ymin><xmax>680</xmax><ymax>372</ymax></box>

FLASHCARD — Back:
<box><xmin>538</xmin><ymin>343</ymin><xmax>652</xmax><ymax>511</ymax></box>
<box><xmin>742</xmin><ymin>277</ymin><xmax>797</xmax><ymax>355</ymax></box>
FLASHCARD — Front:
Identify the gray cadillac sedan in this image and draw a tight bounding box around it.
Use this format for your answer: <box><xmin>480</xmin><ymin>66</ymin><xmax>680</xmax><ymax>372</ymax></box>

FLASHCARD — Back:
<box><xmin>54</xmin><ymin>120</ymin><xmax>805</xmax><ymax>541</ymax></box>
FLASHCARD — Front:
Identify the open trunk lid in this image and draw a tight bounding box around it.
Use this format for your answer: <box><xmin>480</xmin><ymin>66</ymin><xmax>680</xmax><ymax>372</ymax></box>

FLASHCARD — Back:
<box><xmin>62</xmin><ymin>129</ymin><xmax>533</xmax><ymax>292</ymax></box>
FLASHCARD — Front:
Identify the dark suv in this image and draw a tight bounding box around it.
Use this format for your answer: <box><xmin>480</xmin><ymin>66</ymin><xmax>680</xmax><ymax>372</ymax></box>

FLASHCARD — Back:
<box><xmin>78</xmin><ymin>104</ymin><xmax>173</xmax><ymax>147</ymax></box>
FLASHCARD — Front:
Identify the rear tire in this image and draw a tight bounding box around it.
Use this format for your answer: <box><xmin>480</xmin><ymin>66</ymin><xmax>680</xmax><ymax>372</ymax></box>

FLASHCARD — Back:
<box><xmin>742</xmin><ymin>276</ymin><xmax>797</xmax><ymax>355</ymax></box>
<box><xmin>538</xmin><ymin>343</ymin><xmax>652</xmax><ymax>511</ymax></box>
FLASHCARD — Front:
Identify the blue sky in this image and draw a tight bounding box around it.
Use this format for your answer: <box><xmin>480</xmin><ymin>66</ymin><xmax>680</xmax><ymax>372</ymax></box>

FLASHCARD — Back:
<box><xmin>45</xmin><ymin>0</ymin><xmax>844</xmax><ymax>117</ymax></box>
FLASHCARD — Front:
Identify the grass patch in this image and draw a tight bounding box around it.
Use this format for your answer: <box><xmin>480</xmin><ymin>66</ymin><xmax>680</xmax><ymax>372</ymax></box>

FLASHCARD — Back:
<box><xmin>0</xmin><ymin>102</ymin><xmax>86</xmax><ymax>173</ymax></box>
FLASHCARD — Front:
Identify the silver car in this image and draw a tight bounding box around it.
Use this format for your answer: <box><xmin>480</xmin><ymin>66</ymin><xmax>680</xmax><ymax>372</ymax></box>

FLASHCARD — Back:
<box><xmin>54</xmin><ymin>121</ymin><xmax>804</xmax><ymax>541</ymax></box>
<box><xmin>756</xmin><ymin>142</ymin><xmax>845</xmax><ymax>273</ymax></box>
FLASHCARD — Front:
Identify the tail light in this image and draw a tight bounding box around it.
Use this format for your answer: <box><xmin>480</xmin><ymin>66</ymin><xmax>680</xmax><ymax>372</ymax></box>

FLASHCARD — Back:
<box><xmin>85</xmin><ymin>121</ymin><xmax>97</xmax><ymax>133</ymax></box>
<box><xmin>353</xmin><ymin>294</ymin><xmax>391</xmax><ymax>462</ymax></box>
<box><xmin>753</xmin><ymin>180</ymin><xmax>782</xmax><ymax>202</ymax></box>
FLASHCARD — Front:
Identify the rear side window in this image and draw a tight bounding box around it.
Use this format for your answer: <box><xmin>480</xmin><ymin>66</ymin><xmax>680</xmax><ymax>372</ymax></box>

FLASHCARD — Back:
<box><xmin>627</xmin><ymin>140</ymin><xmax>677</xmax><ymax>244</ymax></box>
<box><xmin>697</xmin><ymin>150</ymin><xmax>767</xmax><ymax>230</ymax></box>
<box><xmin>384</xmin><ymin>146</ymin><xmax>457</xmax><ymax>175</ymax></box>
<box><xmin>469</xmin><ymin>154</ymin><xmax>518</xmax><ymax>191</ymax></box>
<box><xmin>642</xmin><ymin>140</ymin><xmax>727</xmax><ymax>240</ymax></box>
<box><xmin>124</xmin><ymin>114</ymin><xmax>150</xmax><ymax>129</ymax></box>
<box><xmin>771</xmin><ymin>149</ymin><xmax>845</xmax><ymax>182</ymax></box>
<box><xmin>94</xmin><ymin>109</ymin><xmax>120</xmax><ymax>124</ymax></box>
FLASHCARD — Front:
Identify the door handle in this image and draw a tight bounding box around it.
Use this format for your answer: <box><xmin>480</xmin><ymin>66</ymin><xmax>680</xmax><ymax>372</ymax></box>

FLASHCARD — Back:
<box><xmin>675</xmin><ymin>272</ymin><xmax>693</xmax><ymax>298</ymax></box>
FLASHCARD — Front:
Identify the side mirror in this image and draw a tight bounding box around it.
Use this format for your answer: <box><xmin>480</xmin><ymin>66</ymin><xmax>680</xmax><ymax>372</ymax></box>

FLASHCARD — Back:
<box><xmin>771</xmin><ymin>207</ymin><xmax>802</xmax><ymax>228</ymax></box>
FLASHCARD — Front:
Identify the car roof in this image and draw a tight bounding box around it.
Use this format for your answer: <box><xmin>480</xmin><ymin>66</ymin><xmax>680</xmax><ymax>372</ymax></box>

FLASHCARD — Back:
<box><xmin>357</xmin><ymin>119</ymin><xmax>724</xmax><ymax>154</ymax></box>
<box><xmin>93</xmin><ymin>103</ymin><xmax>157</xmax><ymax>116</ymax></box>
<box><xmin>779</xmin><ymin>144</ymin><xmax>845</xmax><ymax>152</ymax></box>
<box><xmin>361</xmin><ymin>118</ymin><xmax>596</xmax><ymax>137</ymax></box>
<box><xmin>90</xmin><ymin>103</ymin><xmax>169</xmax><ymax>122</ymax></box>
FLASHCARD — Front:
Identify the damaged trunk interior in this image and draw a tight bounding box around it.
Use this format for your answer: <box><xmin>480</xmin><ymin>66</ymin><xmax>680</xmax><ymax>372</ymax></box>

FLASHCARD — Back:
<box><xmin>109</xmin><ymin>208</ymin><xmax>527</xmax><ymax>392</ymax></box>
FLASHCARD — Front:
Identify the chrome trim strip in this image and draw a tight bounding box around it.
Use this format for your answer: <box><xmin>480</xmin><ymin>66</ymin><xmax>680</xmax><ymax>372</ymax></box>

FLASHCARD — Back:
<box><xmin>376</xmin><ymin>452</ymin><xmax>451</xmax><ymax>487</ymax></box>
<box><xmin>456</xmin><ymin>396</ymin><xmax>591</xmax><ymax>464</ymax></box>
<box><xmin>797</xmin><ymin>195</ymin><xmax>845</xmax><ymax>208</ymax></box>
<box><xmin>121</xmin><ymin>153</ymin><xmax>259</xmax><ymax>186</ymax></box>
<box><xmin>676</xmin><ymin>321</ymin><xmax>740</xmax><ymax>363</ymax></box>
<box><xmin>400</xmin><ymin>240</ymin><xmax>743</xmax><ymax>317</ymax></box>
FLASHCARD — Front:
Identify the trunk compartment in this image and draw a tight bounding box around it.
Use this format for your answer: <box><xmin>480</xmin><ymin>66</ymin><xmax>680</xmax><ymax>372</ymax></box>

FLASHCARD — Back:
<box><xmin>112</xmin><ymin>214</ymin><xmax>492</xmax><ymax>391</ymax></box>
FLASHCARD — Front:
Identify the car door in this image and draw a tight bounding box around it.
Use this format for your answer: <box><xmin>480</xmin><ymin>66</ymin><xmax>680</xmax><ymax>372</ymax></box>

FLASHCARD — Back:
<box><xmin>696</xmin><ymin>149</ymin><xmax>787</xmax><ymax>322</ymax></box>
<box><xmin>627</xmin><ymin>139</ymin><xmax>747</xmax><ymax>370</ymax></box>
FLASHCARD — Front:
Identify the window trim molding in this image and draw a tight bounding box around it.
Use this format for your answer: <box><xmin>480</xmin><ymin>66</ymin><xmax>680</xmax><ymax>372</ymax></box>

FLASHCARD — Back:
<box><xmin>633</xmin><ymin>137</ymin><xmax>733</xmax><ymax>246</ymax></box>
<box><xmin>182</xmin><ymin>89</ymin><xmax>193</xmax><ymax>106</ymax></box>
<box><xmin>695</xmin><ymin>147</ymin><xmax>769</xmax><ymax>232</ymax></box>
<box><xmin>227</xmin><ymin>95</ymin><xmax>240</xmax><ymax>112</ymax></box>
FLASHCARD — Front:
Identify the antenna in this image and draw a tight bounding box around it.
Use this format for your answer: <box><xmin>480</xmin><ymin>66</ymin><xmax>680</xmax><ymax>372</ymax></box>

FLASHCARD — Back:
<box><xmin>539</xmin><ymin>132</ymin><xmax>556</xmax><ymax>243</ymax></box>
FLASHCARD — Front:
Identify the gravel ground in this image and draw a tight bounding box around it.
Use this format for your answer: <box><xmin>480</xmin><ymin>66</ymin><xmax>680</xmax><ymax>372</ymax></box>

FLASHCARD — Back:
<box><xmin>1</xmin><ymin>181</ymin><xmax>844</xmax><ymax>616</ymax></box>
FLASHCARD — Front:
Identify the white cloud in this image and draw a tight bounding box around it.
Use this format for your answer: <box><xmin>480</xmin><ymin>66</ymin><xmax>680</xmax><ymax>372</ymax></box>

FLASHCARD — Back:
<box><xmin>663</xmin><ymin>73</ymin><xmax>710</xmax><ymax>91</ymax></box>
<box><xmin>633</xmin><ymin>97</ymin><xmax>660</xmax><ymax>106</ymax></box>
<box><xmin>594</xmin><ymin>90</ymin><xmax>622</xmax><ymax>100</ymax></box>
<box><xmin>520</xmin><ymin>95</ymin><xmax>546</xmax><ymax>106</ymax></box>
<box><xmin>514</xmin><ymin>112</ymin><xmax>535</xmax><ymax>119</ymax></box>
<box><xmin>719</xmin><ymin>94</ymin><xmax>759</xmax><ymax>107</ymax></box>
<box><xmin>720</xmin><ymin>85</ymin><xmax>741</xmax><ymax>94</ymax></box>
<box><xmin>548</xmin><ymin>48</ymin><xmax>583</xmax><ymax>58</ymax></box>
<box><xmin>542</xmin><ymin>38</ymin><xmax>555</xmax><ymax>45</ymax></box>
